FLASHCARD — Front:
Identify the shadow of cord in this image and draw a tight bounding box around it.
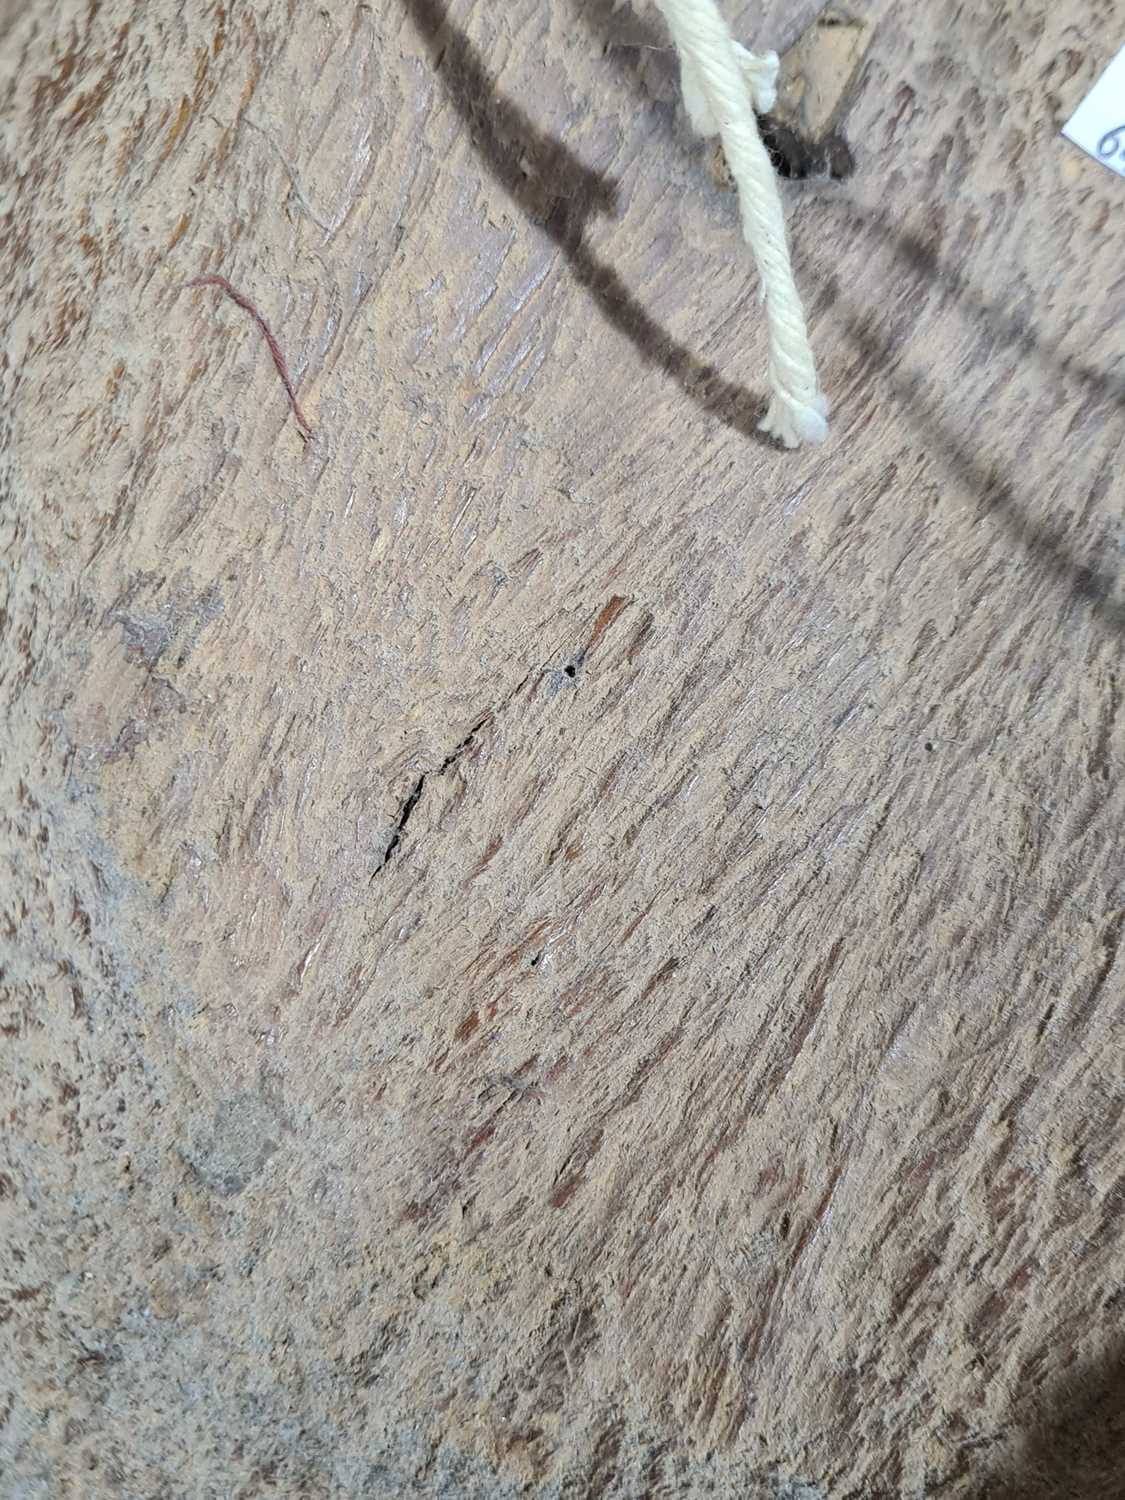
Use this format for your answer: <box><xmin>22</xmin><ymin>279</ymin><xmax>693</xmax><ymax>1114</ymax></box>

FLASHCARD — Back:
<box><xmin>567</xmin><ymin>0</ymin><xmax>1125</xmax><ymax>631</ymax></box>
<box><xmin>400</xmin><ymin>0</ymin><xmax>774</xmax><ymax>445</ymax></box>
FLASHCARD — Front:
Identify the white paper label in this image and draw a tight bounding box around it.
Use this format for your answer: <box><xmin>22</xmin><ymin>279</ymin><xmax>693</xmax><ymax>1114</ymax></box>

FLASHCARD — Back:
<box><xmin>1062</xmin><ymin>45</ymin><xmax>1125</xmax><ymax>177</ymax></box>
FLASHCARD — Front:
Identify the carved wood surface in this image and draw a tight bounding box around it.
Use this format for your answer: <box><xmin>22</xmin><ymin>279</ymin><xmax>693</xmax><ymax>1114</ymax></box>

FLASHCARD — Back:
<box><xmin>3</xmin><ymin>1</ymin><xmax>1124</xmax><ymax>1494</ymax></box>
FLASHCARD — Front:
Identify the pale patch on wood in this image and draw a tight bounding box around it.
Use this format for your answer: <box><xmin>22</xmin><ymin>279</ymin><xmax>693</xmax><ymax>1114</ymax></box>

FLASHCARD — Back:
<box><xmin>774</xmin><ymin>2</ymin><xmax>873</xmax><ymax>143</ymax></box>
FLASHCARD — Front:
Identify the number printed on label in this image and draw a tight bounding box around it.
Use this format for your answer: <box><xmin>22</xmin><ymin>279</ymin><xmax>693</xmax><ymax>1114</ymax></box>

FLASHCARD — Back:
<box><xmin>1063</xmin><ymin>45</ymin><xmax>1125</xmax><ymax>178</ymax></box>
<box><xmin>1097</xmin><ymin>122</ymin><xmax>1125</xmax><ymax>166</ymax></box>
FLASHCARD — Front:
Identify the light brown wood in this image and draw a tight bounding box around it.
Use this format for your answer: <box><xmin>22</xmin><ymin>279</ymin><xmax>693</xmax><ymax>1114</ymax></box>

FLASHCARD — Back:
<box><xmin>774</xmin><ymin>3</ymin><xmax>873</xmax><ymax>141</ymax></box>
<box><xmin>3</xmin><ymin>1</ymin><xmax>1125</xmax><ymax>1495</ymax></box>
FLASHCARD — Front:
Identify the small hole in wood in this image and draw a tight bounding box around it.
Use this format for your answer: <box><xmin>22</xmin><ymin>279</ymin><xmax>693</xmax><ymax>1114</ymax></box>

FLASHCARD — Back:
<box><xmin>757</xmin><ymin>119</ymin><xmax>856</xmax><ymax>182</ymax></box>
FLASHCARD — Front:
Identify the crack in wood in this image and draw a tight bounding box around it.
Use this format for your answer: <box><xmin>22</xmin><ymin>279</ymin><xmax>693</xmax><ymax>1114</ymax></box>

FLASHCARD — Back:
<box><xmin>372</xmin><ymin>598</ymin><xmax>633</xmax><ymax>876</ymax></box>
<box><xmin>371</xmin><ymin>668</ymin><xmax>537</xmax><ymax>876</ymax></box>
<box><xmin>372</xmin><ymin>718</ymin><xmax>489</xmax><ymax>875</ymax></box>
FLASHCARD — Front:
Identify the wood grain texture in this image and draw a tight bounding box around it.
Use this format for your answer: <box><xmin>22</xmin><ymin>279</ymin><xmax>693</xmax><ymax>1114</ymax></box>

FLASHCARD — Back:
<box><xmin>3</xmin><ymin>1</ymin><xmax>1124</xmax><ymax>1495</ymax></box>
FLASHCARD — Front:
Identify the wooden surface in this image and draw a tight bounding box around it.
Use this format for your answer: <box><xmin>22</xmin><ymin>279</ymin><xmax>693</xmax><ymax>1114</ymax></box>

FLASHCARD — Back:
<box><xmin>3</xmin><ymin>1</ymin><xmax>1125</xmax><ymax>1495</ymax></box>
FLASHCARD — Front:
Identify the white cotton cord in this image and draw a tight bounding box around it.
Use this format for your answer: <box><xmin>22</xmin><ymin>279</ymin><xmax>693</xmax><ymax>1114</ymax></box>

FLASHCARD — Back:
<box><xmin>679</xmin><ymin>42</ymin><xmax>778</xmax><ymax>131</ymax></box>
<box><xmin>653</xmin><ymin>0</ymin><xmax>828</xmax><ymax>447</ymax></box>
